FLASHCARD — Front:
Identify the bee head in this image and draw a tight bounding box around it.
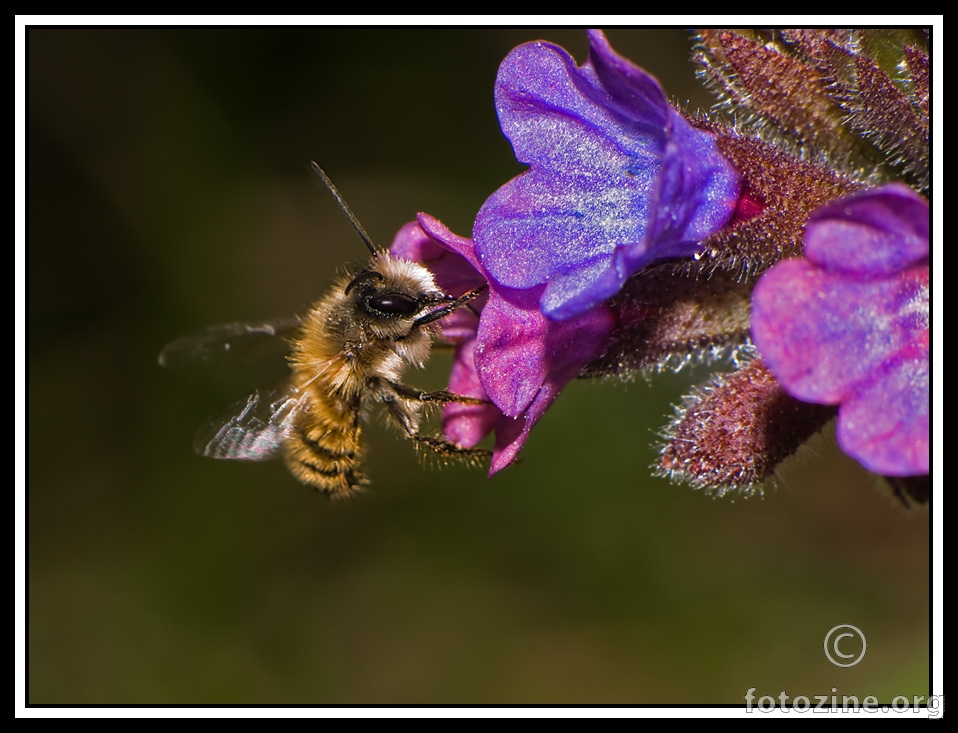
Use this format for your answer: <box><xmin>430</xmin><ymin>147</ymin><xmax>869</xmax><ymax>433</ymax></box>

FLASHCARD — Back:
<box><xmin>344</xmin><ymin>254</ymin><xmax>449</xmax><ymax>338</ymax></box>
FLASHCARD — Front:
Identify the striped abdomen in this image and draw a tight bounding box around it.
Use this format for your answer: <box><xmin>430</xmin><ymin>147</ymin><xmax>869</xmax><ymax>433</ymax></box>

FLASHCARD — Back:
<box><xmin>283</xmin><ymin>393</ymin><xmax>367</xmax><ymax>499</ymax></box>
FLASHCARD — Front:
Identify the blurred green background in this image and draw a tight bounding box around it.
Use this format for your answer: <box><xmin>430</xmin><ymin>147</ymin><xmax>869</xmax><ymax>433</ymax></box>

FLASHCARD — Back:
<box><xmin>27</xmin><ymin>27</ymin><xmax>928</xmax><ymax>705</ymax></box>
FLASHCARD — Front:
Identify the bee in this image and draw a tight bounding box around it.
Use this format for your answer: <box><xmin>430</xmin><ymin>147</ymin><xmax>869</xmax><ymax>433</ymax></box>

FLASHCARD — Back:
<box><xmin>159</xmin><ymin>163</ymin><xmax>489</xmax><ymax>498</ymax></box>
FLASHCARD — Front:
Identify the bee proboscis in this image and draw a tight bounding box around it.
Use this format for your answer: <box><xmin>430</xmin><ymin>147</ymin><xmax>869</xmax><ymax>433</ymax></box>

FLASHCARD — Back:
<box><xmin>160</xmin><ymin>163</ymin><xmax>489</xmax><ymax>498</ymax></box>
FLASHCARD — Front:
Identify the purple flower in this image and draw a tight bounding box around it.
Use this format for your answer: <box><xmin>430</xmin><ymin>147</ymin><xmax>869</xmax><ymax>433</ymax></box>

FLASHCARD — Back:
<box><xmin>473</xmin><ymin>29</ymin><xmax>741</xmax><ymax>322</ymax></box>
<box><xmin>751</xmin><ymin>184</ymin><xmax>929</xmax><ymax>476</ymax></box>
<box><xmin>390</xmin><ymin>214</ymin><xmax>615</xmax><ymax>474</ymax></box>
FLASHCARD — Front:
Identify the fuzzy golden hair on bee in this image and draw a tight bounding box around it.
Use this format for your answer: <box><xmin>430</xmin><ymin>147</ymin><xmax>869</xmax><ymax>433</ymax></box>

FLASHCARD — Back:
<box><xmin>159</xmin><ymin>163</ymin><xmax>489</xmax><ymax>499</ymax></box>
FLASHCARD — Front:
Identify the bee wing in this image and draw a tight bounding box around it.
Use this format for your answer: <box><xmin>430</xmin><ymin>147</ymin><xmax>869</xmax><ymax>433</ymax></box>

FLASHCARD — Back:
<box><xmin>195</xmin><ymin>381</ymin><xmax>305</xmax><ymax>461</ymax></box>
<box><xmin>158</xmin><ymin>316</ymin><xmax>303</xmax><ymax>376</ymax></box>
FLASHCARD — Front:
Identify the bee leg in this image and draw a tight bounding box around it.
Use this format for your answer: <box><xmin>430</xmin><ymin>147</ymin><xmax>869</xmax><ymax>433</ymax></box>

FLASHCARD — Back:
<box><xmin>387</xmin><ymin>381</ymin><xmax>491</xmax><ymax>406</ymax></box>
<box><xmin>378</xmin><ymin>386</ymin><xmax>492</xmax><ymax>461</ymax></box>
<box><xmin>410</xmin><ymin>434</ymin><xmax>493</xmax><ymax>461</ymax></box>
<box><xmin>413</xmin><ymin>286</ymin><xmax>486</xmax><ymax>328</ymax></box>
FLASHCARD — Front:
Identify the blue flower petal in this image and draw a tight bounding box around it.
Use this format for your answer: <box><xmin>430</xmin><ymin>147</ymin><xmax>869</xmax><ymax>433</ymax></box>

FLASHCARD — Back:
<box><xmin>474</xmin><ymin>30</ymin><xmax>739</xmax><ymax>321</ymax></box>
<box><xmin>751</xmin><ymin>185</ymin><xmax>929</xmax><ymax>476</ymax></box>
<box><xmin>805</xmin><ymin>183</ymin><xmax>930</xmax><ymax>277</ymax></box>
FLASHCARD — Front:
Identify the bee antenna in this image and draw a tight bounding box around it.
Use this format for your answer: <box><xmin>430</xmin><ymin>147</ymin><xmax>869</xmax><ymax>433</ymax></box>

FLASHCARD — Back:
<box><xmin>310</xmin><ymin>161</ymin><xmax>379</xmax><ymax>258</ymax></box>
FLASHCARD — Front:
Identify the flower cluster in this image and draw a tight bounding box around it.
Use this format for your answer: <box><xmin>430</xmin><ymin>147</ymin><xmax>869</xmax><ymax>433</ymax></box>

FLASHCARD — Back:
<box><xmin>391</xmin><ymin>29</ymin><xmax>930</xmax><ymax>503</ymax></box>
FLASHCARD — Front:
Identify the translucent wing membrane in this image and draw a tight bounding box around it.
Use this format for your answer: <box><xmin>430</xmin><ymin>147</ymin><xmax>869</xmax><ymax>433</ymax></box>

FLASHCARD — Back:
<box><xmin>158</xmin><ymin>316</ymin><xmax>303</xmax><ymax>376</ymax></box>
<box><xmin>194</xmin><ymin>381</ymin><xmax>305</xmax><ymax>461</ymax></box>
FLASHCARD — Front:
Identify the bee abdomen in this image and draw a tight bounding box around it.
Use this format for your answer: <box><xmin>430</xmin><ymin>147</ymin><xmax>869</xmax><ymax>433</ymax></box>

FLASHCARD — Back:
<box><xmin>284</xmin><ymin>423</ymin><xmax>367</xmax><ymax>499</ymax></box>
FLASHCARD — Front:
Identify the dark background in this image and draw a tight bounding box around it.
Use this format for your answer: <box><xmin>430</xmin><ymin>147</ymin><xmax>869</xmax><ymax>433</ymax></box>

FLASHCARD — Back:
<box><xmin>26</xmin><ymin>27</ymin><xmax>929</xmax><ymax>704</ymax></box>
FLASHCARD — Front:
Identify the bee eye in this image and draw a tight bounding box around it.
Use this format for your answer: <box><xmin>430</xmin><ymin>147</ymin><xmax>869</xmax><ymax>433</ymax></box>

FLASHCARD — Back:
<box><xmin>367</xmin><ymin>293</ymin><xmax>420</xmax><ymax>316</ymax></box>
